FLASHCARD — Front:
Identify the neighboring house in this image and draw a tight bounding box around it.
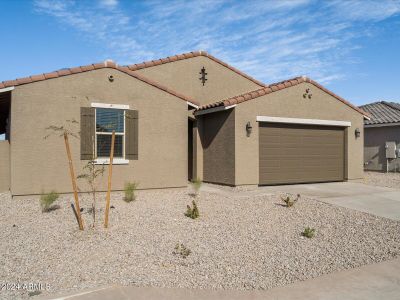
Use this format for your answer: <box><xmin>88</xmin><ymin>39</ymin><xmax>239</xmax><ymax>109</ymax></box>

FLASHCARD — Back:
<box><xmin>0</xmin><ymin>51</ymin><xmax>368</xmax><ymax>196</ymax></box>
<box><xmin>359</xmin><ymin>101</ymin><xmax>400</xmax><ymax>172</ymax></box>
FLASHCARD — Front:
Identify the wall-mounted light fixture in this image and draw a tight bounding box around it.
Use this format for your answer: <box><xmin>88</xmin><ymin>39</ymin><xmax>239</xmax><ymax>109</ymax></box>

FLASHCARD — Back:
<box><xmin>246</xmin><ymin>121</ymin><xmax>252</xmax><ymax>136</ymax></box>
<box><xmin>108</xmin><ymin>75</ymin><xmax>114</xmax><ymax>82</ymax></box>
<box><xmin>355</xmin><ymin>128</ymin><xmax>361</xmax><ymax>138</ymax></box>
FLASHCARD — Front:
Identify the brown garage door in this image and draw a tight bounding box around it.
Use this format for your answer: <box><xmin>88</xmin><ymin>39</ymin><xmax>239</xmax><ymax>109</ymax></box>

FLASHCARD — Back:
<box><xmin>259</xmin><ymin>123</ymin><xmax>345</xmax><ymax>185</ymax></box>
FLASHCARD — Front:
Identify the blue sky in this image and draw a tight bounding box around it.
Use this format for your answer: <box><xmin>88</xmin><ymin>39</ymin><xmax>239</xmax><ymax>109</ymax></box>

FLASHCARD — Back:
<box><xmin>1</xmin><ymin>0</ymin><xmax>399</xmax><ymax>106</ymax></box>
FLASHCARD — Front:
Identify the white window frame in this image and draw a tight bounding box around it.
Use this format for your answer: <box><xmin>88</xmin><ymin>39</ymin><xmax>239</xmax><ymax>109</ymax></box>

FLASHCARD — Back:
<box><xmin>91</xmin><ymin>103</ymin><xmax>129</xmax><ymax>165</ymax></box>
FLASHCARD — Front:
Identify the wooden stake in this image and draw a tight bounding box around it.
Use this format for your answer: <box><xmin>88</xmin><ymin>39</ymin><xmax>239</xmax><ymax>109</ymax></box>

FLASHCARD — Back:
<box><xmin>64</xmin><ymin>132</ymin><xmax>84</xmax><ymax>230</ymax></box>
<box><xmin>104</xmin><ymin>130</ymin><xmax>115</xmax><ymax>228</ymax></box>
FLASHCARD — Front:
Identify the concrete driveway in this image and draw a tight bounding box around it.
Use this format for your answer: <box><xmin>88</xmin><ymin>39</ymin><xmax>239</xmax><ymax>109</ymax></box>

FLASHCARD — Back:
<box><xmin>259</xmin><ymin>181</ymin><xmax>400</xmax><ymax>221</ymax></box>
<box><xmin>41</xmin><ymin>258</ymin><xmax>400</xmax><ymax>300</ymax></box>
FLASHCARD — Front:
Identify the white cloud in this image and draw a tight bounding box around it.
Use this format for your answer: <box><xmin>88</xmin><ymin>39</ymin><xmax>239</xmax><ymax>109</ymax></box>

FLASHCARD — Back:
<box><xmin>99</xmin><ymin>0</ymin><xmax>118</xmax><ymax>8</ymax></box>
<box><xmin>33</xmin><ymin>0</ymin><xmax>400</xmax><ymax>86</ymax></box>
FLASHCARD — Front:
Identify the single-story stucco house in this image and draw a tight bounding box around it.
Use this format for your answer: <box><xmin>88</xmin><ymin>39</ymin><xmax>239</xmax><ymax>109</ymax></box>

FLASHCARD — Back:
<box><xmin>360</xmin><ymin>101</ymin><xmax>400</xmax><ymax>172</ymax></box>
<box><xmin>0</xmin><ymin>51</ymin><xmax>368</xmax><ymax>196</ymax></box>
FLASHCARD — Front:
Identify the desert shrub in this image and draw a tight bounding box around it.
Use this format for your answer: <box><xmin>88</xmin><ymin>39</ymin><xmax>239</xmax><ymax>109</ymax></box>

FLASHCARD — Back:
<box><xmin>281</xmin><ymin>193</ymin><xmax>300</xmax><ymax>207</ymax></box>
<box><xmin>28</xmin><ymin>290</ymin><xmax>42</xmax><ymax>297</ymax></box>
<box><xmin>302</xmin><ymin>227</ymin><xmax>316</xmax><ymax>238</ymax></box>
<box><xmin>191</xmin><ymin>178</ymin><xmax>202</xmax><ymax>196</ymax></box>
<box><xmin>40</xmin><ymin>191</ymin><xmax>59</xmax><ymax>212</ymax></box>
<box><xmin>173</xmin><ymin>243</ymin><xmax>191</xmax><ymax>258</ymax></box>
<box><xmin>124</xmin><ymin>182</ymin><xmax>138</xmax><ymax>202</ymax></box>
<box><xmin>185</xmin><ymin>200</ymin><xmax>200</xmax><ymax>219</ymax></box>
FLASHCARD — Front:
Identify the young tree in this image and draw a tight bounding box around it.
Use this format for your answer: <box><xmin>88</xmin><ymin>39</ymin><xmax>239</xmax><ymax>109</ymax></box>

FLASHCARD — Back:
<box><xmin>44</xmin><ymin>119</ymin><xmax>84</xmax><ymax>230</ymax></box>
<box><xmin>77</xmin><ymin>136</ymin><xmax>105</xmax><ymax>228</ymax></box>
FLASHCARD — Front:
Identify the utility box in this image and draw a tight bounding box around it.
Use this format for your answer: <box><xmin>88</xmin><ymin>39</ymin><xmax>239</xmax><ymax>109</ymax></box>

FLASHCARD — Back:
<box><xmin>385</xmin><ymin>141</ymin><xmax>397</xmax><ymax>159</ymax></box>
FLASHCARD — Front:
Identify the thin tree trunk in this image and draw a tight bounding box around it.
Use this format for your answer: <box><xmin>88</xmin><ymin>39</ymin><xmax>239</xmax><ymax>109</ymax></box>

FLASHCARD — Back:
<box><xmin>64</xmin><ymin>133</ymin><xmax>84</xmax><ymax>230</ymax></box>
<box><xmin>91</xmin><ymin>135</ymin><xmax>96</xmax><ymax>227</ymax></box>
<box><xmin>92</xmin><ymin>184</ymin><xmax>96</xmax><ymax>227</ymax></box>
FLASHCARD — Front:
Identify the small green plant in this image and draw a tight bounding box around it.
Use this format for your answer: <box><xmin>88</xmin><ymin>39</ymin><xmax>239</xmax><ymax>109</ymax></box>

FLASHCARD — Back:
<box><xmin>191</xmin><ymin>178</ymin><xmax>202</xmax><ymax>196</ymax></box>
<box><xmin>40</xmin><ymin>191</ymin><xmax>60</xmax><ymax>212</ymax></box>
<box><xmin>302</xmin><ymin>227</ymin><xmax>316</xmax><ymax>238</ymax></box>
<box><xmin>281</xmin><ymin>193</ymin><xmax>300</xmax><ymax>207</ymax></box>
<box><xmin>173</xmin><ymin>243</ymin><xmax>191</xmax><ymax>258</ymax></box>
<box><xmin>185</xmin><ymin>200</ymin><xmax>200</xmax><ymax>219</ymax></box>
<box><xmin>124</xmin><ymin>182</ymin><xmax>138</xmax><ymax>202</ymax></box>
<box><xmin>28</xmin><ymin>290</ymin><xmax>42</xmax><ymax>297</ymax></box>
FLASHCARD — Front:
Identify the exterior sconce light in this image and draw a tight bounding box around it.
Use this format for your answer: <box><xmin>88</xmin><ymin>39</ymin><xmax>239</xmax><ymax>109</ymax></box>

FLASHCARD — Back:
<box><xmin>355</xmin><ymin>128</ymin><xmax>361</xmax><ymax>138</ymax></box>
<box><xmin>246</xmin><ymin>121</ymin><xmax>252</xmax><ymax>136</ymax></box>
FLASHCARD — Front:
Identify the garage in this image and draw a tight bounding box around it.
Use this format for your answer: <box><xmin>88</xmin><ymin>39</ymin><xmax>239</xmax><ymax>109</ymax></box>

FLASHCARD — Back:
<box><xmin>259</xmin><ymin>120</ymin><xmax>346</xmax><ymax>185</ymax></box>
<box><xmin>196</xmin><ymin>76</ymin><xmax>366</xmax><ymax>186</ymax></box>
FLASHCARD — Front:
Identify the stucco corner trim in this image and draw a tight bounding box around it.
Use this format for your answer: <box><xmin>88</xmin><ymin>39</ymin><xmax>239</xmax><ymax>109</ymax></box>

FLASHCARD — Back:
<box><xmin>0</xmin><ymin>86</ymin><xmax>14</xmax><ymax>93</ymax></box>
<box><xmin>94</xmin><ymin>158</ymin><xmax>129</xmax><ymax>165</ymax></box>
<box><xmin>256</xmin><ymin>116</ymin><xmax>351</xmax><ymax>127</ymax></box>
<box><xmin>194</xmin><ymin>104</ymin><xmax>236</xmax><ymax>116</ymax></box>
<box><xmin>91</xmin><ymin>102</ymin><xmax>130</xmax><ymax>110</ymax></box>
<box><xmin>187</xmin><ymin>101</ymin><xmax>199</xmax><ymax>109</ymax></box>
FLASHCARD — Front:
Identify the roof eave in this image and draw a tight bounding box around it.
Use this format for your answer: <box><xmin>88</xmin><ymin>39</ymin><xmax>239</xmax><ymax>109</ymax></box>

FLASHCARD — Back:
<box><xmin>196</xmin><ymin>76</ymin><xmax>369</xmax><ymax>118</ymax></box>
<box><xmin>0</xmin><ymin>62</ymin><xmax>199</xmax><ymax>107</ymax></box>
<box><xmin>194</xmin><ymin>104</ymin><xmax>236</xmax><ymax>116</ymax></box>
<box><xmin>365</xmin><ymin>122</ymin><xmax>400</xmax><ymax>128</ymax></box>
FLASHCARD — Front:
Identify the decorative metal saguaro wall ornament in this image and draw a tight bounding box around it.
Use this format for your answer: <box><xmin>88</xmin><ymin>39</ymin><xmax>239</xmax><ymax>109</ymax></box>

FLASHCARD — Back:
<box><xmin>199</xmin><ymin>67</ymin><xmax>207</xmax><ymax>86</ymax></box>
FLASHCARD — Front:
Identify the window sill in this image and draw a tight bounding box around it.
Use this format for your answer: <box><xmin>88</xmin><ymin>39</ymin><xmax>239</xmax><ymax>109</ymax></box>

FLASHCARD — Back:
<box><xmin>94</xmin><ymin>158</ymin><xmax>129</xmax><ymax>165</ymax></box>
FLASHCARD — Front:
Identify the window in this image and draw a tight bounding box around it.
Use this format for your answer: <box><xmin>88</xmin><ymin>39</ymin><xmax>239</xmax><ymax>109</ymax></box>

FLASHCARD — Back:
<box><xmin>81</xmin><ymin>103</ymin><xmax>137</xmax><ymax>164</ymax></box>
<box><xmin>95</xmin><ymin>108</ymin><xmax>125</xmax><ymax>159</ymax></box>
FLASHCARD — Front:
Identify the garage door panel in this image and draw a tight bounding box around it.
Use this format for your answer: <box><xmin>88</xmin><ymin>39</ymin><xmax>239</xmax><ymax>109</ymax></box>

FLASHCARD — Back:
<box><xmin>259</xmin><ymin>123</ymin><xmax>345</xmax><ymax>185</ymax></box>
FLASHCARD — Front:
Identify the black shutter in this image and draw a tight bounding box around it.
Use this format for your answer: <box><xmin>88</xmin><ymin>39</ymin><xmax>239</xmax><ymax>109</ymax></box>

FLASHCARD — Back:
<box><xmin>80</xmin><ymin>107</ymin><xmax>95</xmax><ymax>160</ymax></box>
<box><xmin>125</xmin><ymin>110</ymin><xmax>138</xmax><ymax>160</ymax></box>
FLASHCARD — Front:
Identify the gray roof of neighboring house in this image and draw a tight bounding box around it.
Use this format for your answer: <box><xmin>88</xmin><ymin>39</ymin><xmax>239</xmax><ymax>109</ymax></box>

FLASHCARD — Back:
<box><xmin>359</xmin><ymin>101</ymin><xmax>400</xmax><ymax>125</ymax></box>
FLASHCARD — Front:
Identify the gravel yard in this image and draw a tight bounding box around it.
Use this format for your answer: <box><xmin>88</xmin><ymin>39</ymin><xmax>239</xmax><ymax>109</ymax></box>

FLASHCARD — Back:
<box><xmin>363</xmin><ymin>171</ymin><xmax>400</xmax><ymax>189</ymax></box>
<box><xmin>1</xmin><ymin>187</ymin><xmax>400</xmax><ymax>299</ymax></box>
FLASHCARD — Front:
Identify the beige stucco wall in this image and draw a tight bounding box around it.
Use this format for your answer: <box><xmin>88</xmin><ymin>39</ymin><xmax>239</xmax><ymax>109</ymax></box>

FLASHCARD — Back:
<box><xmin>235</xmin><ymin>82</ymin><xmax>364</xmax><ymax>185</ymax></box>
<box><xmin>0</xmin><ymin>140</ymin><xmax>10</xmax><ymax>192</ymax></box>
<box><xmin>134</xmin><ymin>56</ymin><xmax>262</xmax><ymax>105</ymax></box>
<box><xmin>191</xmin><ymin>119</ymin><xmax>203</xmax><ymax>181</ymax></box>
<box><xmin>10</xmin><ymin>68</ymin><xmax>188</xmax><ymax>195</ymax></box>
<box><xmin>201</xmin><ymin>109</ymin><xmax>235</xmax><ymax>185</ymax></box>
<box><xmin>364</xmin><ymin>126</ymin><xmax>400</xmax><ymax>172</ymax></box>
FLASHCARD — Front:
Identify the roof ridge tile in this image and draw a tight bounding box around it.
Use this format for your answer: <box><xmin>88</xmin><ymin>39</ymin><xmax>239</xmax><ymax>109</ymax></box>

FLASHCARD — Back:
<box><xmin>0</xmin><ymin>61</ymin><xmax>199</xmax><ymax>106</ymax></box>
<box><xmin>197</xmin><ymin>76</ymin><xmax>368</xmax><ymax>117</ymax></box>
<box><xmin>125</xmin><ymin>50</ymin><xmax>266</xmax><ymax>87</ymax></box>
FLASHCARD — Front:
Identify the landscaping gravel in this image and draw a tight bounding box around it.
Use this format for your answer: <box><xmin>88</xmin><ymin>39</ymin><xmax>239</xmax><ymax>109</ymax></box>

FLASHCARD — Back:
<box><xmin>363</xmin><ymin>171</ymin><xmax>400</xmax><ymax>189</ymax></box>
<box><xmin>1</xmin><ymin>187</ymin><xmax>400</xmax><ymax>299</ymax></box>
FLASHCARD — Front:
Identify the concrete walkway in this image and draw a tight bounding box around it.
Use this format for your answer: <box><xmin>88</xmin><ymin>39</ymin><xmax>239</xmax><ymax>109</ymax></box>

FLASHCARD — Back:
<box><xmin>41</xmin><ymin>258</ymin><xmax>400</xmax><ymax>300</ymax></box>
<box><xmin>256</xmin><ymin>182</ymin><xmax>400</xmax><ymax>221</ymax></box>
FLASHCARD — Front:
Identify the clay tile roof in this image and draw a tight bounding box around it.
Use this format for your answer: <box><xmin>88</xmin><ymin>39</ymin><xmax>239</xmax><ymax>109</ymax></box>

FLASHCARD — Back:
<box><xmin>3</xmin><ymin>80</ymin><xmax>18</xmax><ymax>87</ymax></box>
<box><xmin>125</xmin><ymin>50</ymin><xmax>266</xmax><ymax>87</ymax></box>
<box><xmin>57</xmin><ymin>69</ymin><xmax>72</xmax><ymax>76</ymax></box>
<box><xmin>197</xmin><ymin>76</ymin><xmax>369</xmax><ymax>117</ymax></box>
<box><xmin>359</xmin><ymin>101</ymin><xmax>400</xmax><ymax>125</ymax></box>
<box><xmin>0</xmin><ymin>60</ymin><xmax>199</xmax><ymax>106</ymax></box>
<box><xmin>16</xmin><ymin>77</ymin><xmax>32</xmax><ymax>85</ymax></box>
